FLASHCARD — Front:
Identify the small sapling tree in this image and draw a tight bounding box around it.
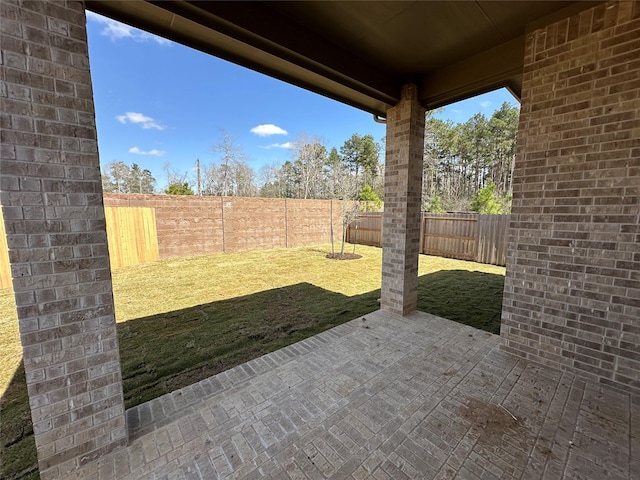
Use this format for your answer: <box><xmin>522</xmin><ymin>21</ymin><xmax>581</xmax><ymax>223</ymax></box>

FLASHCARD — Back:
<box><xmin>329</xmin><ymin>162</ymin><xmax>360</xmax><ymax>256</ymax></box>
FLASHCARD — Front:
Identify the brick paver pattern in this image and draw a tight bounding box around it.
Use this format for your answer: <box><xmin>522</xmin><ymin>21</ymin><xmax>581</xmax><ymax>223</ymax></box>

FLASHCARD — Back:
<box><xmin>63</xmin><ymin>311</ymin><xmax>639</xmax><ymax>479</ymax></box>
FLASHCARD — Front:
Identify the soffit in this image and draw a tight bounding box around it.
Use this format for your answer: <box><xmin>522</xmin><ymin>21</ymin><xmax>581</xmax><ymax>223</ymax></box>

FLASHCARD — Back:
<box><xmin>87</xmin><ymin>1</ymin><xmax>599</xmax><ymax>116</ymax></box>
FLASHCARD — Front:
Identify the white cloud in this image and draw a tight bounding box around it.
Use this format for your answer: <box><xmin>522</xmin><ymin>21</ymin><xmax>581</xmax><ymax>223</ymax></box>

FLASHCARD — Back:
<box><xmin>260</xmin><ymin>142</ymin><xmax>293</xmax><ymax>149</ymax></box>
<box><xmin>116</xmin><ymin>112</ymin><xmax>165</xmax><ymax>130</ymax></box>
<box><xmin>86</xmin><ymin>11</ymin><xmax>171</xmax><ymax>45</ymax></box>
<box><xmin>129</xmin><ymin>146</ymin><xmax>166</xmax><ymax>156</ymax></box>
<box><xmin>479</xmin><ymin>101</ymin><xmax>492</xmax><ymax>109</ymax></box>
<box><xmin>250</xmin><ymin>124</ymin><xmax>288</xmax><ymax>136</ymax></box>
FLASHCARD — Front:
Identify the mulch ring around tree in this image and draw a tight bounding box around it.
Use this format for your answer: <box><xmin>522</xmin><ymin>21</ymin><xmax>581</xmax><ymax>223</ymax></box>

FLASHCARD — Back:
<box><xmin>325</xmin><ymin>253</ymin><xmax>363</xmax><ymax>260</ymax></box>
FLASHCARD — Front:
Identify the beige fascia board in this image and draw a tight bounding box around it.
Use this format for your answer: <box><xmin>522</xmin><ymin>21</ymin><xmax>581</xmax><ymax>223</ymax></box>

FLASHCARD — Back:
<box><xmin>419</xmin><ymin>36</ymin><xmax>525</xmax><ymax>110</ymax></box>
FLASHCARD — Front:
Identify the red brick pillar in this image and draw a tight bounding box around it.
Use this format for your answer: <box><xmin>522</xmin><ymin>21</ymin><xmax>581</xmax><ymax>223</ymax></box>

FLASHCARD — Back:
<box><xmin>380</xmin><ymin>84</ymin><xmax>425</xmax><ymax>315</ymax></box>
<box><xmin>0</xmin><ymin>1</ymin><xmax>127</xmax><ymax>478</ymax></box>
<box><xmin>501</xmin><ymin>1</ymin><xmax>640</xmax><ymax>395</ymax></box>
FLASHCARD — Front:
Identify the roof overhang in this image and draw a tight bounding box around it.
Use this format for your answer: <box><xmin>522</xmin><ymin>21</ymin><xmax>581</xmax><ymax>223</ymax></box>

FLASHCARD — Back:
<box><xmin>87</xmin><ymin>1</ymin><xmax>601</xmax><ymax>116</ymax></box>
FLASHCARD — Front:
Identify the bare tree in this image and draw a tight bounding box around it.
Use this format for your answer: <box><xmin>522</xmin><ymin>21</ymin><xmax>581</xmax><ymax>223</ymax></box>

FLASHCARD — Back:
<box><xmin>258</xmin><ymin>162</ymin><xmax>281</xmax><ymax>197</ymax></box>
<box><xmin>291</xmin><ymin>133</ymin><xmax>327</xmax><ymax>199</ymax></box>
<box><xmin>211</xmin><ymin>129</ymin><xmax>248</xmax><ymax>197</ymax></box>
<box><xmin>102</xmin><ymin>161</ymin><xmax>155</xmax><ymax>193</ymax></box>
<box><xmin>163</xmin><ymin>161</ymin><xmax>192</xmax><ymax>189</ymax></box>
<box><xmin>328</xmin><ymin>160</ymin><xmax>360</xmax><ymax>256</ymax></box>
<box><xmin>203</xmin><ymin>159</ymin><xmax>257</xmax><ymax>196</ymax></box>
<box><xmin>233</xmin><ymin>161</ymin><xmax>258</xmax><ymax>197</ymax></box>
<box><xmin>102</xmin><ymin>161</ymin><xmax>131</xmax><ymax>193</ymax></box>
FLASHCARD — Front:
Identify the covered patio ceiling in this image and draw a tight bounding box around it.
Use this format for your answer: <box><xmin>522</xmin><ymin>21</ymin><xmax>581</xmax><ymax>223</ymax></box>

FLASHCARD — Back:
<box><xmin>87</xmin><ymin>1</ymin><xmax>599</xmax><ymax>116</ymax></box>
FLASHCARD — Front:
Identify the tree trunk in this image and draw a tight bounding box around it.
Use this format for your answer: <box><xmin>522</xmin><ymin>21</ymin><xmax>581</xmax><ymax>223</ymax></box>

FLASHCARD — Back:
<box><xmin>340</xmin><ymin>223</ymin><xmax>347</xmax><ymax>255</ymax></box>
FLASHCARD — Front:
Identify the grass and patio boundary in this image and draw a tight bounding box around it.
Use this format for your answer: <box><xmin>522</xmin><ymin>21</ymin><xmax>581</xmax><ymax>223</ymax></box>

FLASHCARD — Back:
<box><xmin>1</xmin><ymin>244</ymin><xmax>505</xmax><ymax>479</ymax></box>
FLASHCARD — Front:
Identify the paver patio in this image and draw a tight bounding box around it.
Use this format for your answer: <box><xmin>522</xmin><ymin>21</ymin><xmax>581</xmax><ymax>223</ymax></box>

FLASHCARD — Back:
<box><xmin>61</xmin><ymin>311</ymin><xmax>638</xmax><ymax>479</ymax></box>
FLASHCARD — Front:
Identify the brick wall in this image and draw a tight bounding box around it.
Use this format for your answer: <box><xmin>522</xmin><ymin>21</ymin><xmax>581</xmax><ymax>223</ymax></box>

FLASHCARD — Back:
<box><xmin>104</xmin><ymin>194</ymin><xmax>344</xmax><ymax>258</ymax></box>
<box><xmin>223</xmin><ymin>197</ymin><xmax>286</xmax><ymax>252</ymax></box>
<box><xmin>0</xmin><ymin>1</ymin><xmax>126</xmax><ymax>478</ymax></box>
<box><xmin>285</xmin><ymin>198</ymin><xmax>341</xmax><ymax>247</ymax></box>
<box><xmin>501</xmin><ymin>1</ymin><xmax>640</xmax><ymax>394</ymax></box>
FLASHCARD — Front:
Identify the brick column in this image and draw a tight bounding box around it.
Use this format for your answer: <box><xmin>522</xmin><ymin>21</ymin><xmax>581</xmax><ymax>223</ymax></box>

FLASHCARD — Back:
<box><xmin>0</xmin><ymin>1</ymin><xmax>127</xmax><ymax>478</ymax></box>
<box><xmin>501</xmin><ymin>1</ymin><xmax>640</xmax><ymax>395</ymax></box>
<box><xmin>380</xmin><ymin>84</ymin><xmax>425</xmax><ymax>315</ymax></box>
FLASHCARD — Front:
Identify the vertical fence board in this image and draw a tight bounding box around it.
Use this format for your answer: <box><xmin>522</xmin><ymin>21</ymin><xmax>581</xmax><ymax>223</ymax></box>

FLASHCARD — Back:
<box><xmin>476</xmin><ymin>215</ymin><xmax>509</xmax><ymax>266</ymax></box>
<box><xmin>0</xmin><ymin>209</ymin><xmax>11</xmax><ymax>289</ymax></box>
<box><xmin>105</xmin><ymin>207</ymin><xmax>159</xmax><ymax>269</ymax></box>
<box><xmin>140</xmin><ymin>207</ymin><xmax>161</xmax><ymax>262</ymax></box>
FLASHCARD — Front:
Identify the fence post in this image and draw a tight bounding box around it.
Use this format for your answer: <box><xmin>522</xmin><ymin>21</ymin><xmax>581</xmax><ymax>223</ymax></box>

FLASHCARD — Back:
<box><xmin>284</xmin><ymin>198</ymin><xmax>288</xmax><ymax>248</ymax></box>
<box><xmin>221</xmin><ymin>197</ymin><xmax>226</xmax><ymax>253</ymax></box>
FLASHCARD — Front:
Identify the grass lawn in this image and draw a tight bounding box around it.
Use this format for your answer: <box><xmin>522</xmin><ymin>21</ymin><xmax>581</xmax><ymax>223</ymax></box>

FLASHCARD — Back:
<box><xmin>0</xmin><ymin>244</ymin><xmax>505</xmax><ymax>479</ymax></box>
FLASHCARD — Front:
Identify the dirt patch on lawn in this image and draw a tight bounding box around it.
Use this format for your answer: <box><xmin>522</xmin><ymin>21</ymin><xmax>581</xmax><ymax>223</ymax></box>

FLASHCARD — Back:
<box><xmin>325</xmin><ymin>253</ymin><xmax>362</xmax><ymax>260</ymax></box>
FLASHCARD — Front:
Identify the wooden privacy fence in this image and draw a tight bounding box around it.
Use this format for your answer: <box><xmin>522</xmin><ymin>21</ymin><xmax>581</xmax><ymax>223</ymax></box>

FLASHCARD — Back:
<box><xmin>422</xmin><ymin>214</ymin><xmax>478</xmax><ymax>262</ymax></box>
<box><xmin>347</xmin><ymin>212</ymin><xmax>510</xmax><ymax>266</ymax></box>
<box><xmin>104</xmin><ymin>207</ymin><xmax>160</xmax><ymax>269</ymax></box>
<box><xmin>0</xmin><ymin>208</ymin><xmax>10</xmax><ymax>289</ymax></box>
<box><xmin>0</xmin><ymin>194</ymin><xmax>346</xmax><ymax>287</ymax></box>
<box><xmin>347</xmin><ymin>213</ymin><xmax>383</xmax><ymax>247</ymax></box>
<box><xmin>1</xmin><ymin>198</ymin><xmax>509</xmax><ymax>289</ymax></box>
<box><xmin>0</xmin><ymin>206</ymin><xmax>160</xmax><ymax>287</ymax></box>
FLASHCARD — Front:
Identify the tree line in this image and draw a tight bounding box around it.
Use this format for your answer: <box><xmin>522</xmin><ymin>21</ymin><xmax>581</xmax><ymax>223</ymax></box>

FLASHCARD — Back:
<box><xmin>101</xmin><ymin>162</ymin><xmax>156</xmax><ymax>194</ymax></box>
<box><xmin>101</xmin><ymin>102</ymin><xmax>519</xmax><ymax>214</ymax></box>
<box><xmin>424</xmin><ymin>102</ymin><xmax>518</xmax><ymax>213</ymax></box>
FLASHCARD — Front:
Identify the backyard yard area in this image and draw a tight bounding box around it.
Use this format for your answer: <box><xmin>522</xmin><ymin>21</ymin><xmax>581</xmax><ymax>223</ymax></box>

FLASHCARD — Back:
<box><xmin>0</xmin><ymin>244</ymin><xmax>505</xmax><ymax>479</ymax></box>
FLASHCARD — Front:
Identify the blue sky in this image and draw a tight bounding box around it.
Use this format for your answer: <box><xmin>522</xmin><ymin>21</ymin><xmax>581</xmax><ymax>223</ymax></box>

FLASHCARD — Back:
<box><xmin>86</xmin><ymin>11</ymin><xmax>518</xmax><ymax>190</ymax></box>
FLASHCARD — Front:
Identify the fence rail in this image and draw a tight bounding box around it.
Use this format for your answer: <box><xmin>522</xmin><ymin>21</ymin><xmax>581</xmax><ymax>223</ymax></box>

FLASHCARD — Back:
<box><xmin>348</xmin><ymin>212</ymin><xmax>509</xmax><ymax>266</ymax></box>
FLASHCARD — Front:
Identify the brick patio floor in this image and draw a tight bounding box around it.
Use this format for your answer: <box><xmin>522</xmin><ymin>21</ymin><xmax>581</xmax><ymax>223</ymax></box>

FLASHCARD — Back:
<box><xmin>62</xmin><ymin>311</ymin><xmax>639</xmax><ymax>479</ymax></box>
